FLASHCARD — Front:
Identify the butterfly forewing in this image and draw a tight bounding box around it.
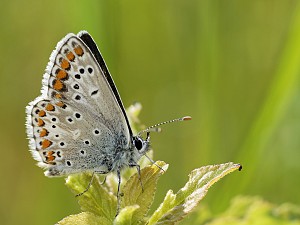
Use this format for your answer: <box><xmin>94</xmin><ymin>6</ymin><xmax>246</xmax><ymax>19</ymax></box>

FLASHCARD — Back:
<box><xmin>26</xmin><ymin>32</ymin><xmax>131</xmax><ymax>176</ymax></box>
<box><xmin>78</xmin><ymin>31</ymin><xmax>133</xmax><ymax>137</ymax></box>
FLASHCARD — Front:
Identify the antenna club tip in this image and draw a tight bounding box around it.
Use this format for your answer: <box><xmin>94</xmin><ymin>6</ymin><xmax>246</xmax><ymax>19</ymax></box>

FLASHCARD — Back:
<box><xmin>182</xmin><ymin>116</ymin><xmax>192</xmax><ymax>121</ymax></box>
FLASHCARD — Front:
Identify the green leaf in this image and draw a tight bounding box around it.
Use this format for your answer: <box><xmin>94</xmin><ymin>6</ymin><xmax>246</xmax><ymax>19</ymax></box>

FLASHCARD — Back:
<box><xmin>66</xmin><ymin>173</ymin><xmax>117</xmax><ymax>222</ymax></box>
<box><xmin>147</xmin><ymin>162</ymin><xmax>242</xmax><ymax>225</ymax></box>
<box><xmin>113</xmin><ymin>205</ymin><xmax>140</xmax><ymax>225</ymax></box>
<box><xmin>121</xmin><ymin>161</ymin><xmax>168</xmax><ymax>224</ymax></box>
<box><xmin>57</xmin><ymin>212</ymin><xmax>111</xmax><ymax>225</ymax></box>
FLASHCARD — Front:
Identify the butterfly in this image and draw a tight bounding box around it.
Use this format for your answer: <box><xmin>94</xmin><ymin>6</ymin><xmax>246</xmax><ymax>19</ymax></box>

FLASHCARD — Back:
<box><xmin>25</xmin><ymin>31</ymin><xmax>191</xmax><ymax>214</ymax></box>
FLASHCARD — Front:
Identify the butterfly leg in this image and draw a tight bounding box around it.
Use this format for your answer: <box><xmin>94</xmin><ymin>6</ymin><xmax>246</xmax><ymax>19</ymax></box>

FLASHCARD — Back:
<box><xmin>116</xmin><ymin>169</ymin><xmax>121</xmax><ymax>216</ymax></box>
<box><xmin>129</xmin><ymin>162</ymin><xmax>144</xmax><ymax>192</ymax></box>
<box><xmin>144</xmin><ymin>154</ymin><xmax>165</xmax><ymax>172</ymax></box>
<box><xmin>76</xmin><ymin>172</ymin><xmax>95</xmax><ymax>197</ymax></box>
<box><xmin>76</xmin><ymin>170</ymin><xmax>109</xmax><ymax>197</ymax></box>
<box><xmin>139</xmin><ymin>131</ymin><xmax>164</xmax><ymax>172</ymax></box>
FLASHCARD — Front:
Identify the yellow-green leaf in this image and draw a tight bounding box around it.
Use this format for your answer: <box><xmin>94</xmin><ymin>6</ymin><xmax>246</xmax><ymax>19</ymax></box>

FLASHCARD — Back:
<box><xmin>66</xmin><ymin>173</ymin><xmax>117</xmax><ymax>222</ymax></box>
<box><xmin>147</xmin><ymin>162</ymin><xmax>242</xmax><ymax>225</ymax></box>
<box><xmin>57</xmin><ymin>212</ymin><xmax>111</xmax><ymax>225</ymax></box>
<box><xmin>113</xmin><ymin>205</ymin><xmax>140</xmax><ymax>225</ymax></box>
<box><xmin>121</xmin><ymin>161</ymin><xmax>168</xmax><ymax>224</ymax></box>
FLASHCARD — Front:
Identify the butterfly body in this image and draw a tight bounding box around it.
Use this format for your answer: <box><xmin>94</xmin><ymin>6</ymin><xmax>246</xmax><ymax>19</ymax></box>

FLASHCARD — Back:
<box><xmin>26</xmin><ymin>31</ymin><xmax>149</xmax><ymax>177</ymax></box>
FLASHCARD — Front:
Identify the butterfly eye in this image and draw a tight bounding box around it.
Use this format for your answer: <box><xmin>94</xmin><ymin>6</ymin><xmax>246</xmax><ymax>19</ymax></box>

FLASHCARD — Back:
<box><xmin>134</xmin><ymin>137</ymin><xmax>143</xmax><ymax>150</ymax></box>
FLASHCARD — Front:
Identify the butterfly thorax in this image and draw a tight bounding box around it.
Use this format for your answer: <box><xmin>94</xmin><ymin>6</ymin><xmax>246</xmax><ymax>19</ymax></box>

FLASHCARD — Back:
<box><xmin>110</xmin><ymin>135</ymin><xmax>150</xmax><ymax>171</ymax></box>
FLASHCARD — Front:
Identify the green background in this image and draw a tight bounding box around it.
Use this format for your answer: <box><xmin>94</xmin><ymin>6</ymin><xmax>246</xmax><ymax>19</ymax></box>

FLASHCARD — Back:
<box><xmin>1</xmin><ymin>1</ymin><xmax>300</xmax><ymax>224</ymax></box>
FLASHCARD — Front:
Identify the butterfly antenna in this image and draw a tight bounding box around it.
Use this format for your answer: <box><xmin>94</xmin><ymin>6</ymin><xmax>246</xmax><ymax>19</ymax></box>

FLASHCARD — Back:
<box><xmin>138</xmin><ymin>116</ymin><xmax>192</xmax><ymax>136</ymax></box>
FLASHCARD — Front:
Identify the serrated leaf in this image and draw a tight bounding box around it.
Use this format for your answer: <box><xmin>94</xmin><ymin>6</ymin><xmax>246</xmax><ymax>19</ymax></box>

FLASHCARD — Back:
<box><xmin>121</xmin><ymin>161</ymin><xmax>168</xmax><ymax>224</ymax></box>
<box><xmin>113</xmin><ymin>205</ymin><xmax>140</xmax><ymax>225</ymax></box>
<box><xmin>57</xmin><ymin>212</ymin><xmax>111</xmax><ymax>225</ymax></box>
<box><xmin>147</xmin><ymin>162</ymin><xmax>242</xmax><ymax>225</ymax></box>
<box><xmin>66</xmin><ymin>173</ymin><xmax>117</xmax><ymax>222</ymax></box>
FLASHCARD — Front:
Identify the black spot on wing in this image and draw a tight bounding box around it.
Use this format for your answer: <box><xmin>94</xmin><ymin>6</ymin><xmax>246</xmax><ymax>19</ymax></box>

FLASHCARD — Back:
<box><xmin>91</xmin><ymin>89</ymin><xmax>98</xmax><ymax>96</ymax></box>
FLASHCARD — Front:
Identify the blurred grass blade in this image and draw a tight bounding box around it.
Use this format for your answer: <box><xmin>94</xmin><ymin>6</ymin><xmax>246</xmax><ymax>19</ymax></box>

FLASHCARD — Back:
<box><xmin>236</xmin><ymin>3</ymin><xmax>300</xmax><ymax>188</ymax></box>
<box><xmin>147</xmin><ymin>162</ymin><xmax>242</xmax><ymax>225</ymax></box>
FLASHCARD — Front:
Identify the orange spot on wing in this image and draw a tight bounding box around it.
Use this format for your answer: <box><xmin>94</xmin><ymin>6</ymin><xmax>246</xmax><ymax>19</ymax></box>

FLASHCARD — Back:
<box><xmin>74</xmin><ymin>46</ymin><xmax>84</xmax><ymax>56</ymax></box>
<box><xmin>46</xmin><ymin>151</ymin><xmax>55</xmax><ymax>162</ymax></box>
<box><xmin>45</xmin><ymin>103</ymin><xmax>55</xmax><ymax>111</ymax></box>
<box><xmin>37</xmin><ymin>118</ymin><xmax>45</xmax><ymax>126</ymax></box>
<box><xmin>53</xmin><ymin>79</ymin><xmax>64</xmax><ymax>91</ymax></box>
<box><xmin>61</xmin><ymin>59</ymin><xmax>70</xmax><ymax>70</ymax></box>
<box><xmin>66</xmin><ymin>51</ymin><xmax>75</xmax><ymax>61</ymax></box>
<box><xmin>56</xmin><ymin>70</ymin><xmax>68</xmax><ymax>80</ymax></box>
<box><xmin>39</xmin><ymin>128</ymin><xmax>48</xmax><ymax>137</ymax></box>
<box><xmin>56</xmin><ymin>101</ymin><xmax>66</xmax><ymax>108</ymax></box>
<box><xmin>38</xmin><ymin>110</ymin><xmax>46</xmax><ymax>117</ymax></box>
<box><xmin>55</xmin><ymin>93</ymin><xmax>62</xmax><ymax>99</ymax></box>
<box><xmin>42</xmin><ymin>139</ymin><xmax>52</xmax><ymax>149</ymax></box>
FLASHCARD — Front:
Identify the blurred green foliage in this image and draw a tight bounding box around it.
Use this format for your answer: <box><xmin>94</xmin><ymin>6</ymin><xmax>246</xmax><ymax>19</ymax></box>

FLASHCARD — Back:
<box><xmin>1</xmin><ymin>0</ymin><xmax>300</xmax><ymax>224</ymax></box>
<box><xmin>191</xmin><ymin>196</ymin><xmax>300</xmax><ymax>225</ymax></box>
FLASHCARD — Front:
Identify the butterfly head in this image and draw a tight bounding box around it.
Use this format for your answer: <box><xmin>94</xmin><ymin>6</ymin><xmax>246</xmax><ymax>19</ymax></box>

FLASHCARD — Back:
<box><xmin>132</xmin><ymin>132</ymin><xmax>151</xmax><ymax>155</ymax></box>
